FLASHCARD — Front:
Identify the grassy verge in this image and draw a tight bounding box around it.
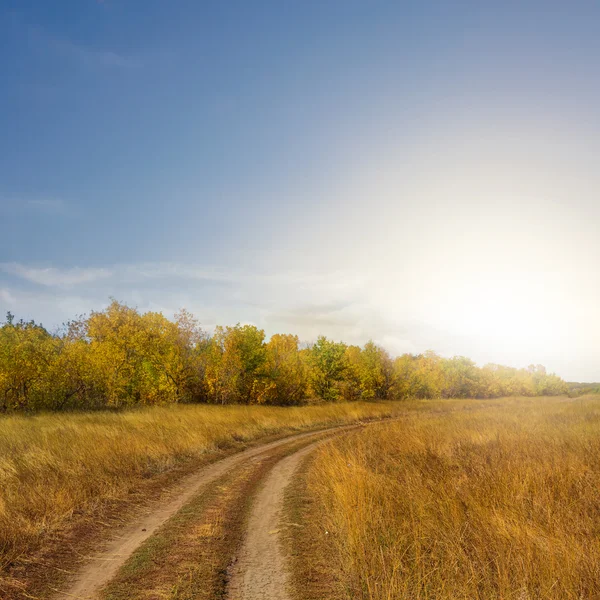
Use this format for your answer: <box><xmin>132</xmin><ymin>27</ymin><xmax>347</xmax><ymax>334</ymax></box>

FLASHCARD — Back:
<box><xmin>0</xmin><ymin>401</ymin><xmax>399</xmax><ymax>597</ymax></box>
<box><xmin>284</xmin><ymin>453</ymin><xmax>344</xmax><ymax>600</ymax></box>
<box><xmin>297</xmin><ymin>395</ymin><xmax>600</xmax><ymax>599</ymax></box>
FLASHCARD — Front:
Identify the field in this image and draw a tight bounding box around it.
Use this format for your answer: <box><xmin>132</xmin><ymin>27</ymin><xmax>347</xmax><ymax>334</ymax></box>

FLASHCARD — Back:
<box><xmin>3</xmin><ymin>396</ymin><xmax>598</xmax><ymax>599</ymax></box>
<box><xmin>0</xmin><ymin>401</ymin><xmax>399</xmax><ymax>595</ymax></box>
<box><xmin>295</xmin><ymin>396</ymin><xmax>600</xmax><ymax>599</ymax></box>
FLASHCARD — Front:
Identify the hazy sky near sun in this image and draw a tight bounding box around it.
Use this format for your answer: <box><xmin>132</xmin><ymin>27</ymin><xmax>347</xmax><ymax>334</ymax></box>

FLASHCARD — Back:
<box><xmin>1</xmin><ymin>1</ymin><xmax>600</xmax><ymax>381</ymax></box>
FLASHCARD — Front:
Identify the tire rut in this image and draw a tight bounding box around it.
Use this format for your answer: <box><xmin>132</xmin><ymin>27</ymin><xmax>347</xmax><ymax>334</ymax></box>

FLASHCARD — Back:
<box><xmin>226</xmin><ymin>437</ymin><xmax>334</xmax><ymax>600</ymax></box>
<box><xmin>53</xmin><ymin>424</ymin><xmax>359</xmax><ymax>599</ymax></box>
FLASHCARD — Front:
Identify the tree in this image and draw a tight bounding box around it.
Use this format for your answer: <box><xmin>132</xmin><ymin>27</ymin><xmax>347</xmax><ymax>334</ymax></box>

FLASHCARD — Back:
<box><xmin>205</xmin><ymin>324</ymin><xmax>268</xmax><ymax>404</ymax></box>
<box><xmin>307</xmin><ymin>336</ymin><xmax>347</xmax><ymax>401</ymax></box>
<box><xmin>0</xmin><ymin>314</ymin><xmax>57</xmax><ymax>411</ymax></box>
<box><xmin>340</xmin><ymin>345</ymin><xmax>363</xmax><ymax>401</ymax></box>
<box><xmin>84</xmin><ymin>301</ymin><xmax>148</xmax><ymax>407</ymax></box>
<box><xmin>359</xmin><ymin>341</ymin><xmax>394</xmax><ymax>399</ymax></box>
<box><xmin>441</xmin><ymin>356</ymin><xmax>480</xmax><ymax>398</ymax></box>
<box><xmin>264</xmin><ymin>334</ymin><xmax>308</xmax><ymax>405</ymax></box>
<box><xmin>0</xmin><ymin>302</ymin><xmax>571</xmax><ymax>412</ymax></box>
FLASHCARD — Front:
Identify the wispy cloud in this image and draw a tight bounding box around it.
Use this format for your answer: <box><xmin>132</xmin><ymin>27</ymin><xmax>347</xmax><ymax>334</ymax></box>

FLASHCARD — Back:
<box><xmin>0</xmin><ymin>288</ymin><xmax>17</xmax><ymax>305</ymax></box>
<box><xmin>0</xmin><ymin>261</ymin><xmax>395</xmax><ymax>343</ymax></box>
<box><xmin>21</xmin><ymin>18</ymin><xmax>140</xmax><ymax>70</ymax></box>
<box><xmin>0</xmin><ymin>261</ymin><xmax>358</xmax><ymax>291</ymax></box>
<box><xmin>25</xmin><ymin>198</ymin><xmax>69</xmax><ymax>214</ymax></box>
<box><xmin>0</xmin><ymin>195</ymin><xmax>73</xmax><ymax>216</ymax></box>
<box><xmin>49</xmin><ymin>36</ymin><xmax>141</xmax><ymax>69</ymax></box>
<box><xmin>0</xmin><ymin>263</ymin><xmax>112</xmax><ymax>287</ymax></box>
<box><xmin>0</xmin><ymin>261</ymin><xmax>463</xmax><ymax>360</ymax></box>
<box><xmin>0</xmin><ymin>259</ymin><xmax>594</xmax><ymax>379</ymax></box>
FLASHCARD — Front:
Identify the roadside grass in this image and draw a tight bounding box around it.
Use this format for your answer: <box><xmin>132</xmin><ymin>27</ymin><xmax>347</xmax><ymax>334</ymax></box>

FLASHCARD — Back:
<box><xmin>300</xmin><ymin>395</ymin><xmax>600</xmax><ymax>599</ymax></box>
<box><xmin>284</xmin><ymin>453</ymin><xmax>344</xmax><ymax>600</ymax></box>
<box><xmin>0</xmin><ymin>401</ymin><xmax>398</xmax><ymax>596</ymax></box>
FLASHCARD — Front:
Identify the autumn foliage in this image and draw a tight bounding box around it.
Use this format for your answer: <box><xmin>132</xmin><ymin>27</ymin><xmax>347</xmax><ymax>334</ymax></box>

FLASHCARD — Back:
<box><xmin>0</xmin><ymin>301</ymin><xmax>567</xmax><ymax>412</ymax></box>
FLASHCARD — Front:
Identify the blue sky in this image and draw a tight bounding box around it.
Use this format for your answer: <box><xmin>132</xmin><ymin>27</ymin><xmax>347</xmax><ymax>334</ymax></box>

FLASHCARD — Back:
<box><xmin>2</xmin><ymin>1</ymin><xmax>600</xmax><ymax>380</ymax></box>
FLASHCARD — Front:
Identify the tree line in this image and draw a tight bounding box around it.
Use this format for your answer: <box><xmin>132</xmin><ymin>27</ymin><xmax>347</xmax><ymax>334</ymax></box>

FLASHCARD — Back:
<box><xmin>567</xmin><ymin>381</ymin><xmax>600</xmax><ymax>396</ymax></box>
<box><xmin>0</xmin><ymin>300</ymin><xmax>568</xmax><ymax>412</ymax></box>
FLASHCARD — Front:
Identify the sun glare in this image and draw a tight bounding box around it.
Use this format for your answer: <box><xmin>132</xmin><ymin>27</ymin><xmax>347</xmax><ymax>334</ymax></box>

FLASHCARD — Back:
<box><xmin>435</xmin><ymin>278</ymin><xmax>559</xmax><ymax>355</ymax></box>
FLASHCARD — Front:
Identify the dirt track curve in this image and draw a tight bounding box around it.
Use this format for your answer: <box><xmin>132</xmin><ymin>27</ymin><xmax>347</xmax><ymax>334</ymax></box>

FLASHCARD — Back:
<box><xmin>54</xmin><ymin>423</ymin><xmax>359</xmax><ymax>599</ymax></box>
<box><xmin>226</xmin><ymin>440</ymin><xmax>326</xmax><ymax>600</ymax></box>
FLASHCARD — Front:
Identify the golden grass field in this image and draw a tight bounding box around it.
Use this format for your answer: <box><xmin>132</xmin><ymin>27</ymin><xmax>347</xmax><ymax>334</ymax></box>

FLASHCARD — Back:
<box><xmin>0</xmin><ymin>401</ymin><xmax>399</xmax><ymax>584</ymax></box>
<box><xmin>306</xmin><ymin>396</ymin><xmax>600</xmax><ymax>599</ymax></box>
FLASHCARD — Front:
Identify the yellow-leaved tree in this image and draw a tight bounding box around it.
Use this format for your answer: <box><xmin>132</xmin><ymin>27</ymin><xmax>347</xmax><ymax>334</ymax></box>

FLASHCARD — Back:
<box><xmin>263</xmin><ymin>334</ymin><xmax>308</xmax><ymax>405</ymax></box>
<box><xmin>205</xmin><ymin>324</ymin><xmax>269</xmax><ymax>404</ymax></box>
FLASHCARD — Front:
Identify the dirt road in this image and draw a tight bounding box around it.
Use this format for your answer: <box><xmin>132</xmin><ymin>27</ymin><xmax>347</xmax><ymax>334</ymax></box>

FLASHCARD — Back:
<box><xmin>54</xmin><ymin>423</ymin><xmax>359</xmax><ymax>599</ymax></box>
<box><xmin>226</xmin><ymin>440</ymin><xmax>326</xmax><ymax>600</ymax></box>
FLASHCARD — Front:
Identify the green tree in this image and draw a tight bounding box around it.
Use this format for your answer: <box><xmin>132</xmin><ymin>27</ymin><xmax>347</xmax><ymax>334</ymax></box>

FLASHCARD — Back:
<box><xmin>307</xmin><ymin>336</ymin><xmax>347</xmax><ymax>401</ymax></box>
<box><xmin>359</xmin><ymin>341</ymin><xmax>394</xmax><ymax>399</ymax></box>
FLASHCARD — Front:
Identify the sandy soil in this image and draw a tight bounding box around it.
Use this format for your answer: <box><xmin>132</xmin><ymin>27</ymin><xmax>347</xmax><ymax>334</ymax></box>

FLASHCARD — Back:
<box><xmin>226</xmin><ymin>440</ymin><xmax>327</xmax><ymax>600</ymax></box>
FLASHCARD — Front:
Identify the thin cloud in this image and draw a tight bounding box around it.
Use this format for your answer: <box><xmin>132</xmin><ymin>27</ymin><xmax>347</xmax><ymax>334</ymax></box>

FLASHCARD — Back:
<box><xmin>0</xmin><ymin>288</ymin><xmax>17</xmax><ymax>305</ymax></box>
<box><xmin>0</xmin><ymin>263</ymin><xmax>113</xmax><ymax>287</ymax></box>
<box><xmin>0</xmin><ymin>262</ymin><xmax>370</xmax><ymax>303</ymax></box>
<box><xmin>0</xmin><ymin>196</ymin><xmax>73</xmax><ymax>216</ymax></box>
<box><xmin>26</xmin><ymin>198</ymin><xmax>69</xmax><ymax>214</ymax></box>
<box><xmin>0</xmin><ymin>262</ymin><xmax>250</xmax><ymax>290</ymax></box>
<box><xmin>50</xmin><ymin>36</ymin><xmax>141</xmax><ymax>69</ymax></box>
<box><xmin>23</xmin><ymin>19</ymin><xmax>140</xmax><ymax>70</ymax></box>
<box><xmin>0</xmin><ymin>261</ymin><xmax>588</xmax><ymax>379</ymax></box>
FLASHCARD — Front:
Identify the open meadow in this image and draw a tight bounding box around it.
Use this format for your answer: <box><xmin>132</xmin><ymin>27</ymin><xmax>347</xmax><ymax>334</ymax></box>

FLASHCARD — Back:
<box><xmin>295</xmin><ymin>395</ymin><xmax>600</xmax><ymax>599</ymax></box>
<box><xmin>0</xmin><ymin>305</ymin><xmax>575</xmax><ymax>598</ymax></box>
<box><xmin>0</xmin><ymin>401</ymin><xmax>399</xmax><ymax>595</ymax></box>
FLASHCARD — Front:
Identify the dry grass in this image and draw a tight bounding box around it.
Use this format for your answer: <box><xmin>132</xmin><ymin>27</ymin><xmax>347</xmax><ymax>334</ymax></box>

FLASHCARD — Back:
<box><xmin>284</xmin><ymin>453</ymin><xmax>344</xmax><ymax>600</ymax></box>
<box><xmin>306</xmin><ymin>396</ymin><xmax>600</xmax><ymax>599</ymax></box>
<box><xmin>0</xmin><ymin>401</ymin><xmax>398</xmax><ymax>590</ymax></box>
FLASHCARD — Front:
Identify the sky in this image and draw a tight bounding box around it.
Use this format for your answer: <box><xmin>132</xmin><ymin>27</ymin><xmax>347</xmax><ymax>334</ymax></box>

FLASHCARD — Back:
<box><xmin>1</xmin><ymin>1</ymin><xmax>599</xmax><ymax>381</ymax></box>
